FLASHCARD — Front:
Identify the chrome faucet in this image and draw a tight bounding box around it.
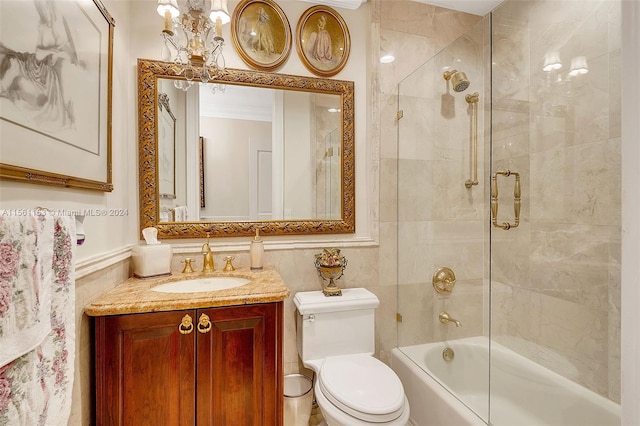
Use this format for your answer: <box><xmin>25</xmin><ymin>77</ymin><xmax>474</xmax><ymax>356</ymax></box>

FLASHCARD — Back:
<box><xmin>439</xmin><ymin>311</ymin><xmax>461</xmax><ymax>327</ymax></box>
<box><xmin>201</xmin><ymin>233</ymin><xmax>215</xmax><ymax>272</ymax></box>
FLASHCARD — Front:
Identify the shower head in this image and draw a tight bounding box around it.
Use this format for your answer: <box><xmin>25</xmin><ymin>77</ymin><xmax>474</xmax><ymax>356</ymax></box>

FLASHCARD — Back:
<box><xmin>443</xmin><ymin>70</ymin><xmax>471</xmax><ymax>92</ymax></box>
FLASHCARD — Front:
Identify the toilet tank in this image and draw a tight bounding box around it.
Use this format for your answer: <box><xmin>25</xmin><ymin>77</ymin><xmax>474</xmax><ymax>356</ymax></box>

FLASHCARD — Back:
<box><xmin>294</xmin><ymin>288</ymin><xmax>380</xmax><ymax>363</ymax></box>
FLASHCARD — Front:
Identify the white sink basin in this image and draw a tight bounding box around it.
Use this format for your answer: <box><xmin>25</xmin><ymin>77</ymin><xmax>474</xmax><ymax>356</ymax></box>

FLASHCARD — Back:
<box><xmin>151</xmin><ymin>277</ymin><xmax>251</xmax><ymax>294</ymax></box>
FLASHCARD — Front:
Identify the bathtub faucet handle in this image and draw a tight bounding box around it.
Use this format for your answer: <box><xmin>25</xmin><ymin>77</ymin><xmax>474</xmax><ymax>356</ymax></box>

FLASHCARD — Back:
<box><xmin>439</xmin><ymin>311</ymin><xmax>462</xmax><ymax>327</ymax></box>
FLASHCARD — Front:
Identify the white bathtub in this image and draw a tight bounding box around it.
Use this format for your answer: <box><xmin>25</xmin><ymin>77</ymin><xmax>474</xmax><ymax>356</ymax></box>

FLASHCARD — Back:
<box><xmin>391</xmin><ymin>337</ymin><xmax>620</xmax><ymax>426</ymax></box>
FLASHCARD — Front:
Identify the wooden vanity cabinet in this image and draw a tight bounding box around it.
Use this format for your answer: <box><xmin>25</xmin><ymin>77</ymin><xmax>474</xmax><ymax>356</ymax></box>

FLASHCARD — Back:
<box><xmin>94</xmin><ymin>302</ymin><xmax>283</xmax><ymax>425</ymax></box>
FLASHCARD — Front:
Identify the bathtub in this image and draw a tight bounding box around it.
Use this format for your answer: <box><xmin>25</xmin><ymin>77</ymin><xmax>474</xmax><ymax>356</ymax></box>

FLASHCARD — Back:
<box><xmin>390</xmin><ymin>337</ymin><xmax>620</xmax><ymax>426</ymax></box>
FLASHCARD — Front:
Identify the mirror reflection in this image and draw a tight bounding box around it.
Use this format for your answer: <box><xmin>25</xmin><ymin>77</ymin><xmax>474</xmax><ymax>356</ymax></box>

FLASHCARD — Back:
<box><xmin>157</xmin><ymin>79</ymin><xmax>342</xmax><ymax>223</ymax></box>
<box><xmin>137</xmin><ymin>59</ymin><xmax>355</xmax><ymax>238</ymax></box>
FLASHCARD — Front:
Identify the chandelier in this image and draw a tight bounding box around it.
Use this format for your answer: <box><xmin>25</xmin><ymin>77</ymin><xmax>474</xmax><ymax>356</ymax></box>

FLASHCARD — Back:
<box><xmin>157</xmin><ymin>0</ymin><xmax>230</xmax><ymax>87</ymax></box>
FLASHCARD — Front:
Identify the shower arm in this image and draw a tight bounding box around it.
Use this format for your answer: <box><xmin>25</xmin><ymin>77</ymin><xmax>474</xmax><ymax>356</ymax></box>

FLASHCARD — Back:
<box><xmin>465</xmin><ymin>93</ymin><xmax>480</xmax><ymax>188</ymax></box>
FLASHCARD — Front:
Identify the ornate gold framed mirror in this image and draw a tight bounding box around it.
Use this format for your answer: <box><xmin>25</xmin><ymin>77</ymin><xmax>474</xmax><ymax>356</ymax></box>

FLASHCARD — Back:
<box><xmin>137</xmin><ymin>59</ymin><xmax>355</xmax><ymax>238</ymax></box>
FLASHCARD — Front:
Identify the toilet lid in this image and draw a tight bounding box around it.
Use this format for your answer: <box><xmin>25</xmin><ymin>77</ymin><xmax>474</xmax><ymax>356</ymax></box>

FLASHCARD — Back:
<box><xmin>319</xmin><ymin>354</ymin><xmax>405</xmax><ymax>423</ymax></box>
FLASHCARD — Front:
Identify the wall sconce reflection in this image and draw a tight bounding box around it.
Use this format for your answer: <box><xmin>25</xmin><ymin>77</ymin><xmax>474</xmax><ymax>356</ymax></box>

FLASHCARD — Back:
<box><xmin>568</xmin><ymin>56</ymin><xmax>589</xmax><ymax>77</ymax></box>
<box><xmin>542</xmin><ymin>51</ymin><xmax>563</xmax><ymax>72</ymax></box>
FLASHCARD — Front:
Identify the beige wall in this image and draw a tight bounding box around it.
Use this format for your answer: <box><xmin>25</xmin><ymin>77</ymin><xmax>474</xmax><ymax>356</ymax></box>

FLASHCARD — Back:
<box><xmin>200</xmin><ymin>117</ymin><xmax>270</xmax><ymax>220</ymax></box>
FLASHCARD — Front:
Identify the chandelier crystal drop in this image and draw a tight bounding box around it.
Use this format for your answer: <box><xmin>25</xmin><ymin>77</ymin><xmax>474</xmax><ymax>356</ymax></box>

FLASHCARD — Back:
<box><xmin>157</xmin><ymin>0</ymin><xmax>230</xmax><ymax>89</ymax></box>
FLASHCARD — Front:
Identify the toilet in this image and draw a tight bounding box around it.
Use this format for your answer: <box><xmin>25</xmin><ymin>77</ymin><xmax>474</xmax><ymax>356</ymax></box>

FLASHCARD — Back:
<box><xmin>294</xmin><ymin>288</ymin><xmax>410</xmax><ymax>425</ymax></box>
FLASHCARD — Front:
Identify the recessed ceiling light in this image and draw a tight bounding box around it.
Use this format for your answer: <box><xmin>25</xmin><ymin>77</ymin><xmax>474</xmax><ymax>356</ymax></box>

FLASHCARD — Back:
<box><xmin>380</xmin><ymin>54</ymin><xmax>395</xmax><ymax>64</ymax></box>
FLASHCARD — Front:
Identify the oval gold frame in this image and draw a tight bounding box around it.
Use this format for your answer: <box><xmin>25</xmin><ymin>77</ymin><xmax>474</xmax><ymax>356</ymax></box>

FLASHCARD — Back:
<box><xmin>231</xmin><ymin>0</ymin><xmax>292</xmax><ymax>71</ymax></box>
<box><xmin>137</xmin><ymin>59</ymin><xmax>355</xmax><ymax>239</ymax></box>
<box><xmin>296</xmin><ymin>5</ymin><xmax>351</xmax><ymax>78</ymax></box>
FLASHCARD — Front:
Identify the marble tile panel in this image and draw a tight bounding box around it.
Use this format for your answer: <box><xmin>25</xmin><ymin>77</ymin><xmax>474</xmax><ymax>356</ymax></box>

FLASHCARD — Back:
<box><xmin>379</xmin><ymin>30</ymin><xmax>437</xmax><ymax>95</ymax></box>
<box><xmin>397</xmin><ymin>159</ymin><xmax>433</xmax><ymax>222</ymax></box>
<box><xmin>380</xmin><ymin>92</ymin><xmax>400</xmax><ymax>160</ymax></box>
<box><xmin>490</xmin><ymin>222</ymin><xmax>532</xmax><ymax>289</ymax></box>
<box><xmin>430</xmin><ymin>165</ymin><xmax>485</xmax><ymax>221</ymax></box>
<box><xmin>493</xmin><ymin>282</ymin><xmax>613</xmax><ymax>399</ymax></box>
<box><xmin>491</xmin><ymin>109</ymin><xmax>530</xmax><ymax>161</ymax></box>
<box><xmin>379</xmin><ymin>0</ymin><xmax>482</xmax><ymax>43</ymax></box>
<box><xmin>368</xmin><ymin>285</ymin><xmax>399</xmax><ymax>363</ymax></box>
<box><xmin>528</xmin><ymin>223</ymin><xmax>618</xmax><ymax>309</ymax></box>
<box><xmin>532</xmin><ymin>291</ymin><xmax>610</xmax><ymax>397</ymax></box>
<box><xmin>397</xmin><ymin>220</ymin><xmax>483</xmax><ymax>285</ymax></box>
<box><xmin>380</xmin><ymin>158</ymin><xmax>398</xmax><ymax>222</ymax></box>
<box><xmin>607</xmin><ymin>0</ymin><xmax>621</xmax><ymax>52</ymax></box>
<box><xmin>530</xmin><ymin>139</ymin><xmax>621</xmax><ymax>226</ymax></box>
<box><xmin>491</xmin><ymin>282</ymin><xmax>535</xmax><ymax>346</ymax></box>
<box><xmin>397</xmin><ymin>58</ymin><xmax>435</xmax><ymax>101</ymax></box>
<box><xmin>378</xmin><ymin>221</ymin><xmax>398</xmax><ymax>286</ymax></box>
<box><xmin>608</xmin><ymin>233</ymin><xmax>621</xmax><ymax>313</ymax></box>
<box><xmin>397</xmin><ymin>282</ymin><xmax>434</xmax><ymax>347</ymax></box>
<box><xmin>609</xmin><ymin>50</ymin><xmax>621</xmax><ymax>139</ymax></box>
<box><xmin>526</xmin><ymin>0</ymin><xmax>603</xmax><ymax>64</ymax></box>
<box><xmin>608</xmin><ymin>309</ymin><xmax>621</xmax><ymax>402</ymax></box>
<box><xmin>397</xmin><ymin>96</ymin><xmax>437</xmax><ymax>162</ymax></box>
<box><xmin>491</xmin><ymin>19</ymin><xmax>530</xmax><ymax>102</ymax></box>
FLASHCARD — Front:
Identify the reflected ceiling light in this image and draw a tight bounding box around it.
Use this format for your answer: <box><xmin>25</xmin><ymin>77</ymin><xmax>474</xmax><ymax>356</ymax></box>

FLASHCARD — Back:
<box><xmin>328</xmin><ymin>107</ymin><xmax>341</xmax><ymax>113</ymax></box>
<box><xmin>157</xmin><ymin>0</ymin><xmax>230</xmax><ymax>88</ymax></box>
<box><xmin>380</xmin><ymin>54</ymin><xmax>395</xmax><ymax>64</ymax></box>
<box><xmin>568</xmin><ymin>56</ymin><xmax>589</xmax><ymax>77</ymax></box>
<box><xmin>542</xmin><ymin>51</ymin><xmax>563</xmax><ymax>72</ymax></box>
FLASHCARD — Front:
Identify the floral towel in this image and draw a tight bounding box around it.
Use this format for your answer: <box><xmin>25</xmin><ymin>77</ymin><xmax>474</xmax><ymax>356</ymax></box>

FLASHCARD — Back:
<box><xmin>0</xmin><ymin>216</ymin><xmax>54</xmax><ymax>367</ymax></box>
<box><xmin>0</xmin><ymin>216</ymin><xmax>75</xmax><ymax>426</ymax></box>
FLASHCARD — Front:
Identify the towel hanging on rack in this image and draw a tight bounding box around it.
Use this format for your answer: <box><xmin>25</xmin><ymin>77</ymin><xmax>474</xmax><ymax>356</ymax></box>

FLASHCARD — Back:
<box><xmin>0</xmin><ymin>215</ymin><xmax>76</xmax><ymax>425</ymax></box>
<box><xmin>0</xmin><ymin>215</ymin><xmax>54</xmax><ymax>366</ymax></box>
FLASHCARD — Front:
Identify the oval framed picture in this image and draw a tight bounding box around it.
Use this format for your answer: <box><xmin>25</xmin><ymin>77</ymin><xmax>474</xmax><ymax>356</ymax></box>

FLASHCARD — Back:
<box><xmin>231</xmin><ymin>0</ymin><xmax>292</xmax><ymax>71</ymax></box>
<box><xmin>296</xmin><ymin>6</ymin><xmax>351</xmax><ymax>77</ymax></box>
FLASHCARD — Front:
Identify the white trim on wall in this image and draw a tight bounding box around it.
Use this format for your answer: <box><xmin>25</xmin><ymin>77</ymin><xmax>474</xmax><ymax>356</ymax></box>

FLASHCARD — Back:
<box><xmin>75</xmin><ymin>245</ymin><xmax>133</xmax><ymax>279</ymax></box>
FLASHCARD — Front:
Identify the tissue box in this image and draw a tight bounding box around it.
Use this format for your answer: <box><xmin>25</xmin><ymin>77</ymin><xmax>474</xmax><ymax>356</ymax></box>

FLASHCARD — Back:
<box><xmin>132</xmin><ymin>244</ymin><xmax>172</xmax><ymax>278</ymax></box>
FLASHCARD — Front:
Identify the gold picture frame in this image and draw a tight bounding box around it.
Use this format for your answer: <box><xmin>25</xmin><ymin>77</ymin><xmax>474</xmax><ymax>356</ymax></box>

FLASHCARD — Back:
<box><xmin>0</xmin><ymin>0</ymin><xmax>114</xmax><ymax>191</ymax></box>
<box><xmin>231</xmin><ymin>0</ymin><xmax>292</xmax><ymax>71</ymax></box>
<box><xmin>199</xmin><ymin>136</ymin><xmax>205</xmax><ymax>209</ymax></box>
<box><xmin>296</xmin><ymin>6</ymin><xmax>350</xmax><ymax>78</ymax></box>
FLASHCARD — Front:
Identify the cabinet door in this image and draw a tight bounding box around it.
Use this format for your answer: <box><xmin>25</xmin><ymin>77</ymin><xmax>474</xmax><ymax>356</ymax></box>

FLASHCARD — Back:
<box><xmin>195</xmin><ymin>303</ymin><xmax>283</xmax><ymax>425</ymax></box>
<box><xmin>95</xmin><ymin>310</ymin><xmax>196</xmax><ymax>426</ymax></box>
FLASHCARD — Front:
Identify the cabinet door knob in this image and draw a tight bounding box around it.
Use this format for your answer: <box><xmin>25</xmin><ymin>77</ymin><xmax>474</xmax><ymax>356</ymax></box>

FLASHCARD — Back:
<box><xmin>179</xmin><ymin>314</ymin><xmax>194</xmax><ymax>334</ymax></box>
<box><xmin>197</xmin><ymin>313</ymin><xmax>212</xmax><ymax>333</ymax></box>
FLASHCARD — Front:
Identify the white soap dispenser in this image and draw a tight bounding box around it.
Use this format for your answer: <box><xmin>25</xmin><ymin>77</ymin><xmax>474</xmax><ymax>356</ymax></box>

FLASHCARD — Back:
<box><xmin>250</xmin><ymin>228</ymin><xmax>264</xmax><ymax>270</ymax></box>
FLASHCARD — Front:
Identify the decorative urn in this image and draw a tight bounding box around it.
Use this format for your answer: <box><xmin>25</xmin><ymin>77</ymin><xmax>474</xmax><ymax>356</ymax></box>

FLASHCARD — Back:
<box><xmin>314</xmin><ymin>248</ymin><xmax>347</xmax><ymax>296</ymax></box>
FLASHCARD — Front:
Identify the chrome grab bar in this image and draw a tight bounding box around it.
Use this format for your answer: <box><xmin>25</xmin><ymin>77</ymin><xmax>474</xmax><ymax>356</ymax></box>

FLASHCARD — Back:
<box><xmin>491</xmin><ymin>169</ymin><xmax>521</xmax><ymax>230</ymax></box>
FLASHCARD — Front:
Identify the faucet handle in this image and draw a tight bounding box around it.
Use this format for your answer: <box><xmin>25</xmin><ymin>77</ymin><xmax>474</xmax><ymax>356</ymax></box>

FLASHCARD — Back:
<box><xmin>181</xmin><ymin>258</ymin><xmax>195</xmax><ymax>274</ymax></box>
<box><xmin>223</xmin><ymin>256</ymin><xmax>235</xmax><ymax>272</ymax></box>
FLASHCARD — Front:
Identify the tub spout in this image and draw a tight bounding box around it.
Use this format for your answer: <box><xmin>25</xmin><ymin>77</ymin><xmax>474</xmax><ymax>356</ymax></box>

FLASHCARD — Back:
<box><xmin>439</xmin><ymin>311</ymin><xmax>461</xmax><ymax>327</ymax></box>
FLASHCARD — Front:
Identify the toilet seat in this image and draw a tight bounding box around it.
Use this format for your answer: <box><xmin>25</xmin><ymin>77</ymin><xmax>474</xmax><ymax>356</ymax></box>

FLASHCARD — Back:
<box><xmin>318</xmin><ymin>354</ymin><xmax>405</xmax><ymax>423</ymax></box>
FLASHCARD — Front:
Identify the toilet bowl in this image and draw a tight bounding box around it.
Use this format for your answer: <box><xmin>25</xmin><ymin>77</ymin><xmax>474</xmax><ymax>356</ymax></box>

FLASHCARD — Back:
<box><xmin>294</xmin><ymin>288</ymin><xmax>410</xmax><ymax>425</ymax></box>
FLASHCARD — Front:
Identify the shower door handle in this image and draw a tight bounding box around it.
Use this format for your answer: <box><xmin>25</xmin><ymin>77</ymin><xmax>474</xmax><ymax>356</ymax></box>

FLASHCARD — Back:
<box><xmin>491</xmin><ymin>169</ymin><xmax>521</xmax><ymax>230</ymax></box>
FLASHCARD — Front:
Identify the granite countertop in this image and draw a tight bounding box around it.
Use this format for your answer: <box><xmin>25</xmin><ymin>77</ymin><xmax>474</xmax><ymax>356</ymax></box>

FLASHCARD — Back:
<box><xmin>84</xmin><ymin>268</ymin><xmax>290</xmax><ymax>316</ymax></box>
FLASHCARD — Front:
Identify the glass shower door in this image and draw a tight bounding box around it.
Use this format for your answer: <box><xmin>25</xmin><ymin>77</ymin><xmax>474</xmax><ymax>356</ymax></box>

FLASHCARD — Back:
<box><xmin>488</xmin><ymin>0</ymin><xmax>621</xmax><ymax>424</ymax></box>
<box><xmin>396</xmin><ymin>16</ymin><xmax>491</xmax><ymax>423</ymax></box>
